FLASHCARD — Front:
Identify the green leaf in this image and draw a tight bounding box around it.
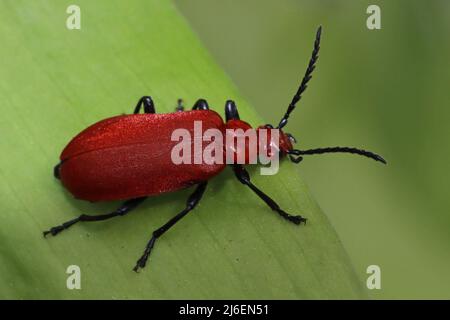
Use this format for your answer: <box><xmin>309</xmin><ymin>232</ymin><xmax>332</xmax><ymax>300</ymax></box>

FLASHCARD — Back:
<box><xmin>0</xmin><ymin>0</ymin><xmax>365</xmax><ymax>299</ymax></box>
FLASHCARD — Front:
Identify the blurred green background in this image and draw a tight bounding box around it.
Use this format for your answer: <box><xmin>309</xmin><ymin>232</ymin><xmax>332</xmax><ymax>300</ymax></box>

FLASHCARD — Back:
<box><xmin>1</xmin><ymin>0</ymin><xmax>448</xmax><ymax>300</ymax></box>
<box><xmin>176</xmin><ymin>0</ymin><xmax>450</xmax><ymax>298</ymax></box>
<box><xmin>0</xmin><ymin>0</ymin><xmax>368</xmax><ymax>299</ymax></box>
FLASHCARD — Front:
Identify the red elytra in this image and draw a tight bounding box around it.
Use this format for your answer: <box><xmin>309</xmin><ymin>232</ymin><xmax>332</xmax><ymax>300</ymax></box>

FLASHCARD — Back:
<box><xmin>44</xmin><ymin>27</ymin><xmax>386</xmax><ymax>272</ymax></box>
<box><xmin>60</xmin><ymin>110</ymin><xmax>225</xmax><ymax>202</ymax></box>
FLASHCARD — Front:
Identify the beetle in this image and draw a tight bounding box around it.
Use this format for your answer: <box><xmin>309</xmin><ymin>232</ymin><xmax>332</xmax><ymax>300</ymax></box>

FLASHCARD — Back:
<box><xmin>44</xmin><ymin>26</ymin><xmax>386</xmax><ymax>272</ymax></box>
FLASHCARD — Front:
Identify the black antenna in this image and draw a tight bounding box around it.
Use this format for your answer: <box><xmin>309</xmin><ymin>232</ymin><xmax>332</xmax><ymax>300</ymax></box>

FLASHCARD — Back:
<box><xmin>277</xmin><ymin>26</ymin><xmax>322</xmax><ymax>129</ymax></box>
<box><xmin>288</xmin><ymin>147</ymin><xmax>387</xmax><ymax>164</ymax></box>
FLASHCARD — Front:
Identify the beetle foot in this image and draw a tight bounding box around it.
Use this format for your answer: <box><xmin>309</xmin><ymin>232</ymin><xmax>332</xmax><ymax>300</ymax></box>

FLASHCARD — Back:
<box><xmin>43</xmin><ymin>217</ymin><xmax>80</xmax><ymax>237</ymax></box>
<box><xmin>133</xmin><ymin>237</ymin><xmax>156</xmax><ymax>272</ymax></box>
<box><xmin>288</xmin><ymin>215</ymin><xmax>307</xmax><ymax>225</ymax></box>
<box><xmin>133</xmin><ymin>258</ymin><xmax>146</xmax><ymax>273</ymax></box>
<box><xmin>43</xmin><ymin>226</ymin><xmax>65</xmax><ymax>237</ymax></box>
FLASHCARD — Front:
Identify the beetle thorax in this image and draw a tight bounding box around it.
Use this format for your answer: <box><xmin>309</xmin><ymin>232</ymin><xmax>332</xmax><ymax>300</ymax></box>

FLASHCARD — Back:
<box><xmin>223</xmin><ymin>120</ymin><xmax>293</xmax><ymax>165</ymax></box>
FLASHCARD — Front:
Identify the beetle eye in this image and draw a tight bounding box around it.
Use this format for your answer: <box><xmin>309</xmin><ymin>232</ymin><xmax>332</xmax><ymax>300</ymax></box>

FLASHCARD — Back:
<box><xmin>286</xmin><ymin>133</ymin><xmax>297</xmax><ymax>144</ymax></box>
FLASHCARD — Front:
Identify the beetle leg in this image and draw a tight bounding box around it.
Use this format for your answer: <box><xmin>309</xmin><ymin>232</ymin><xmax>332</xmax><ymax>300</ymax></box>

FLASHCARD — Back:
<box><xmin>133</xmin><ymin>182</ymin><xmax>208</xmax><ymax>272</ymax></box>
<box><xmin>231</xmin><ymin>164</ymin><xmax>307</xmax><ymax>225</ymax></box>
<box><xmin>53</xmin><ymin>162</ymin><xmax>62</xmax><ymax>179</ymax></box>
<box><xmin>192</xmin><ymin>99</ymin><xmax>210</xmax><ymax>110</ymax></box>
<box><xmin>53</xmin><ymin>160</ymin><xmax>68</xmax><ymax>179</ymax></box>
<box><xmin>175</xmin><ymin>98</ymin><xmax>184</xmax><ymax>111</ymax></box>
<box><xmin>43</xmin><ymin>197</ymin><xmax>147</xmax><ymax>237</ymax></box>
<box><xmin>224</xmin><ymin>100</ymin><xmax>240</xmax><ymax>121</ymax></box>
<box><xmin>133</xmin><ymin>96</ymin><xmax>156</xmax><ymax>114</ymax></box>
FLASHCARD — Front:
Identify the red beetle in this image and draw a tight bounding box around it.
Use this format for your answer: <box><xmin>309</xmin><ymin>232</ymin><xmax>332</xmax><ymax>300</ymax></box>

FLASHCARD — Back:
<box><xmin>44</xmin><ymin>27</ymin><xmax>386</xmax><ymax>271</ymax></box>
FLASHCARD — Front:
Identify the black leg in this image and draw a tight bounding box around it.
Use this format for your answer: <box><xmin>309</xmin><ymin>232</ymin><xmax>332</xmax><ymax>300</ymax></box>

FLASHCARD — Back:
<box><xmin>133</xmin><ymin>96</ymin><xmax>156</xmax><ymax>114</ymax></box>
<box><xmin>43</xmin><ymin>197</ymin><xmax>147</xmax><ymax>237</ymax></box>
<box><xmin>225</xmin><ymin>100</ymin><xmax>240</xmax><ymax>121</ymax></box>
<box><xmin>53</xmin><ymin>162</ymin><xmax>63</xmax><ymax>179</ymax></box>
<box><xmin>232</xmin><ymin>165</ymin><xmax>306</xmax><ymax>225</ymax></box>
<box><xmin>133</xmin><ymin>182</ymin><xmax>208</xmax><ymax>272</ymax></box>
<box><xmin>192</xmin><ymin>99</ymin><xmax>209</xmax><ymax>110</ymax></box>
<box><xmin>176</xmin><ymin>98</ymin><xmax>184</xmax><ymax>112</ymax></box>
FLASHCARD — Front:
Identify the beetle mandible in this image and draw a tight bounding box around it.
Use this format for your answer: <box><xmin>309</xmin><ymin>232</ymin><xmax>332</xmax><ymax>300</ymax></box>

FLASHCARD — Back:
<box><xmin>44</xmin><ymin>26</ymin><xmax>386</xmax><ymax>272</ymax></box>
